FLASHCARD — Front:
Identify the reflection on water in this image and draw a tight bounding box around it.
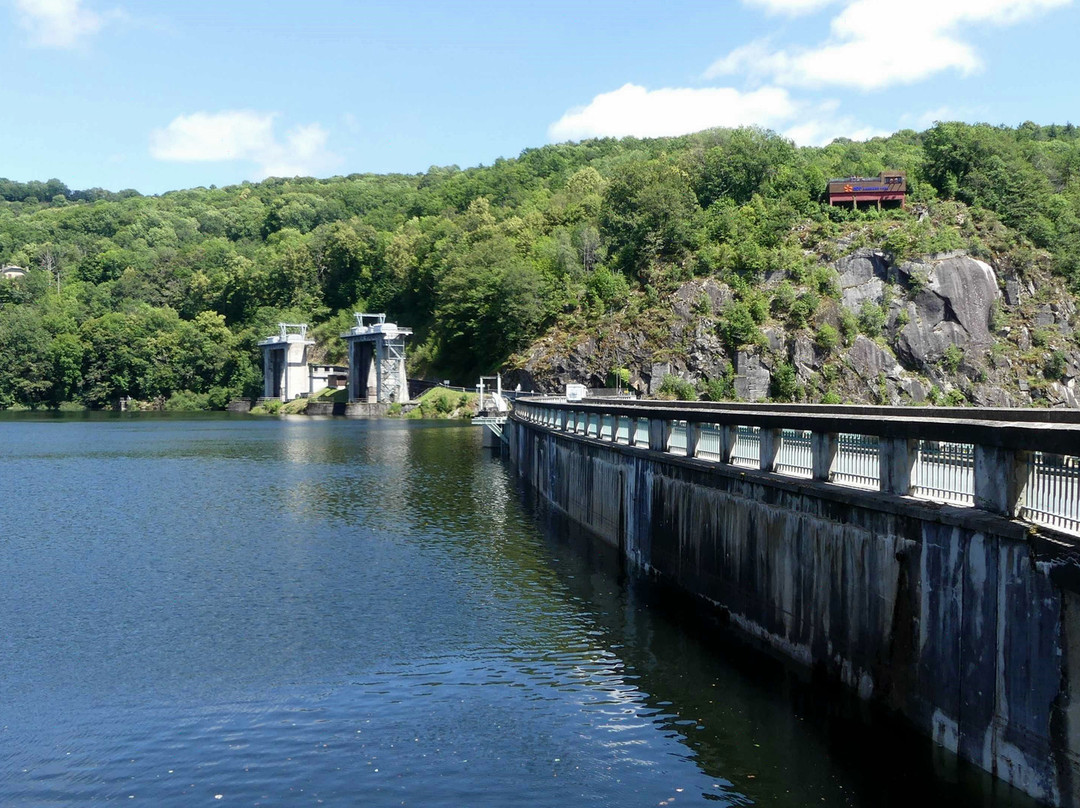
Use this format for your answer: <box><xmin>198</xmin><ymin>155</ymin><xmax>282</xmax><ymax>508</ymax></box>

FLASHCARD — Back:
<box><xmin>0</xmin><ymin>414</ymin><xmax>1036</xmax><ymax>807</ymax></box>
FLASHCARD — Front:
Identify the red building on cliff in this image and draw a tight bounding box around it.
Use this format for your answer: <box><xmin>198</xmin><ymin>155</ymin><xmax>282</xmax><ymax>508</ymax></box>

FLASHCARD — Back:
<box><xmin>827</xmin><ymin>171</ymin><xmax>906</xmax><ymax>209</ymax></box>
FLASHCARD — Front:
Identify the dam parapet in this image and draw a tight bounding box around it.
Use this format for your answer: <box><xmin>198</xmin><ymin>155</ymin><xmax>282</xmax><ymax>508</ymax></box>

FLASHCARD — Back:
<box><xmin>509</xmin><ymin>398</ymin><xmax>1080</xmax><ymax>807</ymax></box>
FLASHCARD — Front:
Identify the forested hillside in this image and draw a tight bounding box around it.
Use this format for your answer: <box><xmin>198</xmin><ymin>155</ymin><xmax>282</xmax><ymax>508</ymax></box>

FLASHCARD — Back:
<box><xmin>1</xmin><ymin>121</ymin><xmax>1079</xmax><ymax>409</ymax></box>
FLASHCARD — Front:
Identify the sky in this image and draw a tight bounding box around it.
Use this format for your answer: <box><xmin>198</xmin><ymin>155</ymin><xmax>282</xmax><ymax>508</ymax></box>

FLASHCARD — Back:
<box><xmin>0</xmin><ymin>0</ymin><xmax>1077</xmax><ymax>195</ymax></box>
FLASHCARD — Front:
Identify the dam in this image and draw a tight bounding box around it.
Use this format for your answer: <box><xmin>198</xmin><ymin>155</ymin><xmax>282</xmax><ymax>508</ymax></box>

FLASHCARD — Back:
<box><xmin>507</xmin><ymin>398</ymin><xmax>1080</xmax><ymax>807</ymax></box>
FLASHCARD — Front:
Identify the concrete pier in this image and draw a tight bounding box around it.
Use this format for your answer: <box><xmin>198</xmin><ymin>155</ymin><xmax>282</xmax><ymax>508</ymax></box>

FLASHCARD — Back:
<box><xmin>258</xmin><ymin>323</ymin><xmax>314</xmax><ymax>402</ymax></box>
<box><xmin>341</xmin><ymin>313</ymin><xmax>411</xmax><ymax>404</ymax></box>
<box><xmin>509</xmin><ymin>399</ymin><xmax>1080</xmax><ymax>807</ymax></box>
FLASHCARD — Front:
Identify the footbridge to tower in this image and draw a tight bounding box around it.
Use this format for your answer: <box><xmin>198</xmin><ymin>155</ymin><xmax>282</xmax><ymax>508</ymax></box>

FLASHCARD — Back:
<box><xmin>507</xmin><ymin>397</ymin><xmax>1080</xmax><ymax>807</ymax></box>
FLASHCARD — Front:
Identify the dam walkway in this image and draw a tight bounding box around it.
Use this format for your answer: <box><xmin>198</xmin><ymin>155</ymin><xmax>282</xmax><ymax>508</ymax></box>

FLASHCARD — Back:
<box><xmin>513</xmin><ymin>398</ymin><xmax>1080</xmax><ymax>539</ymax></box>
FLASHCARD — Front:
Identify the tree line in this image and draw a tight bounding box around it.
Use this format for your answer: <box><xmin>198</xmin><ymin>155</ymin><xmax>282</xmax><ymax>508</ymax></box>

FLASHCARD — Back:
<box><xmin>0</xmin><ymin>120</ymin><xmax>1077</xmax><ymax>409</ymax></box>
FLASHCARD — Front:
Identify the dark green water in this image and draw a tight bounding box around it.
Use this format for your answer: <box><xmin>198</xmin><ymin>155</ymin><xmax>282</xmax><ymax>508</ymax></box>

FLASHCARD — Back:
<box><xmin>0</xmin><ymin>414</ymin><xmax>1038</xmax><ymax>806</ymax></box>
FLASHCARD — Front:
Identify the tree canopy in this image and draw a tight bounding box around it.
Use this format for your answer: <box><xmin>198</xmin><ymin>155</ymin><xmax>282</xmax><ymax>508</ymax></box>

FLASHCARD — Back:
<box><xmin>0</xmin><ymin>121</ymin><xmax>1077</xmax><ymax>408</ymax></box>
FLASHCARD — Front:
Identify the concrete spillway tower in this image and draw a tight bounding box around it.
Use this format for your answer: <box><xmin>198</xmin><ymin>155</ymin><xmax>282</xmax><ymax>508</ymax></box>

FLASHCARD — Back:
<box><xmin>341</xmin><ymin>313</ymin><xmax>412</xmax><ymax>403</ymax></box>
<box><xmin>258</xmin><ymin>323</ymin><xmax>314</xmax><ymax>401</ymax></box>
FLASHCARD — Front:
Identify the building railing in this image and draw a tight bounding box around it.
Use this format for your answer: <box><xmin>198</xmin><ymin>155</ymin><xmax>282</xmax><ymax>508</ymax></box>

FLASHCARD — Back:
<box><xmin>510</xmin><ymin>398</ymin><xmax>1080</xmax><ymax>538</ymax></box>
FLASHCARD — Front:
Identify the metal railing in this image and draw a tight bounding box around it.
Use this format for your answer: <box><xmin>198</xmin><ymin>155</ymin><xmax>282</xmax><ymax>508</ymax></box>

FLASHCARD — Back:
<box><xmin>777</xmin><ymin>429</ymin><xmax>813</xmax><ymax>478</ymax></box>
<box><xmin>913</xmin><ymin>441</ymin><xmax>974</xmax><ymax>506</ymax></box>
<box><xmin>668</xmin><ymin>421</ymin><xmax>688</xmax><ymax>455</ymax></box>
<box><xmin>731</xmin><ymin>426</ymin><xmax>760</xmax><ymax>469</ymax></box>
<box><xmin>1023</xmin><ymin>452</ymin><xmax>1080</xmax><ymax>534</ymax></box>
<box><xmin>833</xmin><ymin>433</ymin><xmax>880</xmax><ymax>490</ymax></box>
<box><xmin>697</xmin><ymin>423</ymin><xmax>725</xmax><ymax>462</ymax></box>
<box><xmin>510</xmin><ymin>399</ymin><xmax>1080</xmax><ymax>537</ymax></box>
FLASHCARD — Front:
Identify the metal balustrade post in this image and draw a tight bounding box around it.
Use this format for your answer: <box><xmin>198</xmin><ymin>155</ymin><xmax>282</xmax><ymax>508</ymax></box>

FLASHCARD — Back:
<box><xmin>648</xmin><ymin>419</ymin><xmax>671</xmax><ymax>452</ymax></box>
<box><xmin>975</xmin><ymin>445</ymin><xmax>1029</xmax><ymax>517</ymax></box>
<box><xmin>812</xmin><ymin>432</ymin><xmax>838</xmax><ymax>481</ymax></box>
<box><xmin>686</xmin><ymin>422</ymin><xmax>701</xmax><ymax>458</ymax></box>
<box><xmin>559</xmin><ymin>410</ymin><xmax>567</xmax><ymax>431</ymax></box>
<box><xmin>880</xmin><ymin>437</ymin><xmax>917</xmax><ymax>495</ymax></box>
<box><xmin>760</xmin><ymin>428</ymin><xmax>782</xmax><ymax>473</ymax></box>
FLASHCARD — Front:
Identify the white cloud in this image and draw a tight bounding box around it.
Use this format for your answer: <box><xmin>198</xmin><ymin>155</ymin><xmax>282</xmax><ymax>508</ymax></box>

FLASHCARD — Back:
<box><xmin>743</xmin><ymin>0</ymin><xmax>839</xmax><ymax>14</ymax></box>
<box><xmin>784</xmin><ymin>116</ymin><xmax>889</xmax><ymax>146</ymax></box>
<box><xmin>548</xmin><ymin>82</ymin><xmax>887</xmax><ymax>148</ymax></box>
<box><xmin>150</xmin><ymin>110</ymin><xmax>340</xmax><ymax>179</ymax></box>
<box><xmin>15</xmin><ymin>0</ymin><xmax>103</xmax><ymax>48</ymax></box>
<box><xmin>898</xmin><ymin>105</ymin><xmax>982</xmax><ymax>130</ymax></box>
<box><xmin>548</xmin><ymin>83</ymin><xmax>798</xmax><ymax>141</ymax></box>
<box><xmin>709</xmin><ymin>0</ymin><xmax>1072</xmax><ymax>90</ymax></box>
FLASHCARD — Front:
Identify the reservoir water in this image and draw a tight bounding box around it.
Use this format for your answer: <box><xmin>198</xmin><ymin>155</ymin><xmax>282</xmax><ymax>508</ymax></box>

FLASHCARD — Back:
<box><xmin>0</xmin><ymin>415</ymin><xmax>1037</xmax><ymax>806</ymax></box>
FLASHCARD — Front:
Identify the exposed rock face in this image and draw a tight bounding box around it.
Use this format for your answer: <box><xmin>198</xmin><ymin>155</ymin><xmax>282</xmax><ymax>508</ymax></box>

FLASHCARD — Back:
<box><xmin>511</xmin><ymin>246</ymin><xmax>1080</xmax><ymax>408</ymax></box>
<box><xmin>837</xmin><ymin>249</ymin><xmax>889</xmax><ymax>310</ymax></box>
<box><xmin>792</xmin><ymin>335</ymin><xmax>817</xmax><ymax>377</ymax></box>
<box><xmin>895</xmin><ymin>254</ymin><xmax>1000</xmax><ymax>366</ymax></box>
<box><xmin>671</xmin><ymin>277</ymin><xmax>731</xmax><ymax>320</ymax></box>
<box><xmin>846</xmin><ymin>335</ymin><xmax>902</xmax><ymax>383</ymax></box>
<box><xmin>734</xmin><ymin>351</ymin><xmax>770</xmax><ymax>401</ymax></box>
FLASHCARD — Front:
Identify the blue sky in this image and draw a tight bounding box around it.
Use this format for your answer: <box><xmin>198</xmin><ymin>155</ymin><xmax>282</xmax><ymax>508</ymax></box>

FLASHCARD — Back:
<box><xmin>0</xmin><ymin>0</ymin><xmax>1077</xmax><ymax>195</ymax></box>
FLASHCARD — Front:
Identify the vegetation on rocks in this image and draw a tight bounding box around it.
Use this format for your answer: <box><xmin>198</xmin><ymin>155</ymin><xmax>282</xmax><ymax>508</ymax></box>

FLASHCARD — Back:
<box><xmin>2</xmin><ymin>121</ymin><xmax>1080</xmax><ymax>408</ymax></box>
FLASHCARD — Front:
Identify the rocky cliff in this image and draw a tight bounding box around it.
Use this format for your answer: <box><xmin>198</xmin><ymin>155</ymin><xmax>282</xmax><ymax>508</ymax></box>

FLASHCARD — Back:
<box><xmin>511</xmin><ymin>244</ymin><xmax>1080</xmax><ymax>407</ymax></box>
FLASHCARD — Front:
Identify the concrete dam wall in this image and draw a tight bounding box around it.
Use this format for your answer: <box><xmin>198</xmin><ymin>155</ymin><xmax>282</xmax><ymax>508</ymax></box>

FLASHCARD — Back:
<box><xmin>508</xmin><ymin>412</ymin><xmax>1080</xmax><ymax>806</ymax></box>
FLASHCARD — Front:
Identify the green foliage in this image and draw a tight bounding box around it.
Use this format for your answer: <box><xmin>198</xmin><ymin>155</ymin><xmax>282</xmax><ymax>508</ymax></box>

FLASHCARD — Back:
<box><xmin>601</xmin><ymin>159</ymin><xmax>699</xmax><ymax>274</ymax></box>
<box><xmin>857</xmin><ymin>301</ymin><xmax>886</xmax><ymax>338</ymax></box>
<box><xmin>586</xmin><ymin>267</ymin><xmax>630</xmax><ymax>312</ymax></box>
<box><xmin>1032</xmin><ymin>326</ymin><xmax>1054</xmax><ymax>348</ymax></box>
<box><xmin>1046</xmin><ymin>350</ymin><xmax>1068</xmax><ymax>380</ymax></box>
<box><xmin>718</xmin><ymin>300</ymin><xmax>761</xmax><ymax>350</ymax></box>
<box><xmin>163</xmin><ymin>390</ymin><xmax>211</xmax><ymax>411</ymax></box>
<box><xmin>658</xmin><ymin>373</ymin><xmax>697</xmax><ymax>401</ymax></box>
<box><xmin>944</xmin><ymin>388</ymin><xmax>967</xmax><ymax>406</ymax></box>
<box><xmin>943</xmin><ymin>344</ymin><xmax>964</xmax><ymax>374</ymax></box>
<box><xmin>743</xmin><ymin>289</ymin><xmax>769</xmax><ymax>324</ymax></box>
<box><xmin>410</xmin><ymin>386</ymin><xmax>477</xmax><ymax>418</ymax></box>
<box><xmin>1</xmin><ymin>120</ymin><xmax>1079</xmax><ymax>408</ymax></box>
<box><xmin>810</xmin><ymin>265</ymin><xmax>840</xmax><ymax>298</ymax></box>
<box><xmin>788</xmin><ymin>291</ymin><xmax>819</xmax><ymax>329</ymax></box>
<box><xmin>770</xmin><ymin>281</ymin><xmax>796</xmax><ymax>316</ymax></box>
<box><xmin>770</xmin><ymin>362</ymin><xmax>799</xmax><ymax>402</ymax></box>
<box><xmin>814</xmin><ymin>323</ymin><xmax>839</xmax><ymax>352</ymax></box>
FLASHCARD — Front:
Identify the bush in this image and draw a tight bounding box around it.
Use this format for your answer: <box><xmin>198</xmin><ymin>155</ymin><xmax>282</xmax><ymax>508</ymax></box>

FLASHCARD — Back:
<box><xmin>770</xmin><ymin>362</ymin><xmax>799</xmax><ymax>402</ymax></box>
<box><xmin>788</xmin><ymin>291</ymin><xmax>819</xmax><ymax>329</ymax></box>
<box><xmin>942</xmin><ymin>344</ymin><xmax>963</xmax><ymax>374</ymax></box>
<box><xmin>164</xmin><ymin>390</ymin><xmax>211</xmax><ymax>411</ymax></box>
<box><xmin>839</xmin><ymin>309</ymin><xmax>858</xmax><ymax>344</ymax></box>
<box><xmin>700</xmin><ymin>364</ymin><xmax>735</xmax><ymax>401</ymax></box>
<box><xmin>719</xmin><ymin>301</ymin><xmax>761</xmax><ymax>350</ymax></box>
<box><xmin>810</xmin><ymin>265</ymin><xmax>840</xmax><ymax>298</ymax></box>
<box><xmin>814</xmin><ymin>323</ymin><xmax>839</xmax><ymax>352</ymax></box>
<box><xmin>1032</xmin><ymin>327</ymin><xmax>1055</xmax><ymax>348</ymax></box>
<box><xmin>586</xmin><ymin>267</ymin><xmax>630</xmax><ymax>312</ymax></box>
<box><xmin>771</xmin><ymin>281</ymin><xmax>796</xmax><ymax>316</ymax></box>
<box><xmin>1046</xmin><ymin>350</ymin><xmax>1068</xmax><ymax>380</ymax></box>
<box><xmin>858</xmin><ymin>301</ymin><xmax>886</xmax><ymax>338</ymax></box>
<box><xmin>658</xmin><ymin>374</ymin><xmax>697</xmax><ymax>401</ymax></box>
<box><xmin>944</xmin><ymin>388</ymin><xmax>967</xmax><ymax>406</ymax></box>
